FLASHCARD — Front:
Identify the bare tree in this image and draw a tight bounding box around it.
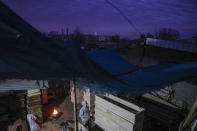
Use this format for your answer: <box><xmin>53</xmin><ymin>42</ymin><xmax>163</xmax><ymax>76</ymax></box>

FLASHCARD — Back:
<box><xmin>158</xmin><ymin>28</ymin><xmax>180</xmax><ymax>41</ymax></box>
<box><xmin>146</xmin><ymin>32</ymin><xmax>154</xmax><ymax>38</ymax></box>
<box><xmin>73</xmin><ymin>28</ymin><xmax>86</xmax><ymax>45</ymax></box>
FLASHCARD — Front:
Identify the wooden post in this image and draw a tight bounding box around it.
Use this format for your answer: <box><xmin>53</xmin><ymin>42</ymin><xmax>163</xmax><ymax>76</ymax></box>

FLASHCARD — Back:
<box><xmin>73</xmin><ymin>79</ymin><xmax>78</xmax><ymax>131</ymax></box>
<box><xmin>41</xmin><ymin>89</ymin><xmax>48</xmax><ymax>104</ymax></box>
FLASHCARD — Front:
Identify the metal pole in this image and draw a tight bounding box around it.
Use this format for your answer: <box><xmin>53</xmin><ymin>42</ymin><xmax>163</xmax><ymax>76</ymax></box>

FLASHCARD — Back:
<box><xmin>73</xmin><ymin>79</ymin><xmax>78</xmax><ymax>131</ymax></box>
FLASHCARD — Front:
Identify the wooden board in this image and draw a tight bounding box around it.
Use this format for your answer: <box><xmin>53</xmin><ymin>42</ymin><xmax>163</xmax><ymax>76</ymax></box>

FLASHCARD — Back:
<box><xmin>95</xmin><ymin>95</ymin><xmax>144</xmax><ymax>131</ymax></box>
<box><xmin>105</xmin><ymin>93</ymin><xmax>144</xmax><ymax>113</ymax></box>
<box><xmin>26</xmin><ymin>89</ymin><xmax>43</xmax><ymax>123</ymax></box>
<box><xmin>96</xmin><ymin>96</ymin><xmax>137</xmax><ymax>123</ymax></box>
<box><xmin>0</xmin><ymin>80</ymin><xmax>48</xmax><ymax>90</ymax></box>
<box><xmin>95</xmin><ymin>104</ymin><xmax>134</xmax><ymax>131</ymax></box>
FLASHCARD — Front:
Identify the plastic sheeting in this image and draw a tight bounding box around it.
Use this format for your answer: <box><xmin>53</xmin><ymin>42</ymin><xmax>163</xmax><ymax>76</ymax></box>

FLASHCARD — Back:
<box><xmin>119</xmin><ymin>62</ymin><xmax>197</xmax><ymax>91</ymax></box>
<box><xmin>86</xmin><ymin>48</ymin><xmax>140</xmax><ymax>75</ymax></box>
<box><xmin>0</xmin><ymin>1</ymin><xmax>139</xmax><ymax>94</ymax></box>
<box><xmin>87</xmin><ymin>48</ymin><xmax>197</xmax><ymax>92</ymax></box>
<box><xmin>1</xmin><ymin>1</ymin><xmax>197</xmax><ymax>95</ymax></box>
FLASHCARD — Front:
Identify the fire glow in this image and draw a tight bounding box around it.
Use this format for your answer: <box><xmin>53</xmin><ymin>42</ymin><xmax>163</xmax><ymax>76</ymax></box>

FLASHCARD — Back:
<box><xmin>52</xmin><ymin>109</ymin><xmax>58</xmax><ymax>116</ymax></box>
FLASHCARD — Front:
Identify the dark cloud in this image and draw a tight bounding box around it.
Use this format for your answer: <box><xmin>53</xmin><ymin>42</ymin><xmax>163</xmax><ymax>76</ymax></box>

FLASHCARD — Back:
<box><xmin>2</xmin><ymin>0</ymin><xmax>197</xmax><ymax>38</ymax></box>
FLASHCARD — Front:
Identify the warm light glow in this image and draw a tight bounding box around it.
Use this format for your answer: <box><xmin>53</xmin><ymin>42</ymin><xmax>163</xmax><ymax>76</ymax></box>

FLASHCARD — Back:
<box><xmin>53</xmin><ymin>109</ymin><xmax>58</xmax><ymax>115</ymax></box>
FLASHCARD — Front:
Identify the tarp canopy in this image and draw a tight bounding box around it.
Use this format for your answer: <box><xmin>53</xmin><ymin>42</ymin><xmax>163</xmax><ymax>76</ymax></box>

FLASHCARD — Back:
<box><xmin>0</xmin><ymin>1</ymin><xmax>108</xmax><ymax>80</ymax></box>
<box><xmin>0</xmin><ymin>1</ymin><xmax>139</xmax><ymax>94</ymax></box>
<box><xmin>86</xmin><ymin>48</ymin><xmax>140</xmax><ymax>75</ymax></box>
<box><xmin>1</xmin><ymin>1</ymin><xmax>197</xmax><ymax>94</ymax></box>
<box><xmin>87</xmin><ymin>48</ymin><xmax>197</xmax><ymax>92</ymax></box>
<box><xmin>119</xmin><ymin>62</ymin><xmax>197</xmax><ymax>90</ymax></box>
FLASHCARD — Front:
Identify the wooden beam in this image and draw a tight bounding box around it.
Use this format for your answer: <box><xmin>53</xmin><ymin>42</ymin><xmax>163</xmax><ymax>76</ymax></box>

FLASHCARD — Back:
<box><xmin>71</xmin><ymin>80</ymin><xmax>78</xmax><ymax>131</ymax></box>
<box><xmin>41</xmin><ymin>89</ymin><xmax>48</xmax><ymax>104</ymax></box>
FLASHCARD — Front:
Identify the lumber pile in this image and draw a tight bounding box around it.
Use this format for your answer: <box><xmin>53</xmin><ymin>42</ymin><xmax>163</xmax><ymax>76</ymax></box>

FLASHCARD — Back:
<box><xmin>134</xmin><ymin>92</ymin><xmax>187</xmax><ymax>131</ymax></box>
<box><xmin>179</xmin><ymin>98</ymin><xmax>197</xmax><ymax>131</ymax></box>
<box><xmin>95</xmin><ymin>94</ymin><xmax>145</xmax><ymax>131</ymax></box>
<box><xmin>13</xmin><ymin>93</ymin><xmax>26</xmax><ymax>119</ymax></box>
<box><xmin>26</xmin><ymin>89</ymin><xmax>43</xmax><ymax>123</ymax></box>
<box><xmin>0</xmin><ymin>91</ymin><xmax>26</xmax><ymax>130</ymax></box>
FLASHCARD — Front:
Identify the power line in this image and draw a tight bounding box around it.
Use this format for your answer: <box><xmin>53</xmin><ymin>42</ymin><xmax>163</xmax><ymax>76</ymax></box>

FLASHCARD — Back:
<box><xmin>104</xmin><ymin>0</ymin><xmax>142</xmax><ymax>36</ymax></box>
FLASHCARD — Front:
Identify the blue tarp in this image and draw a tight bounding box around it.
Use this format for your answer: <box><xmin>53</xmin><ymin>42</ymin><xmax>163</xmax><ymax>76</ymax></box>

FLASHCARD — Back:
<box><xmin>87</xmin><ymin>48</ymin><xmax>197</xmax><ymax>92</ymax></box>
<box><xmin>1</xmin><ymin>1</ymin><xmax>197</xmax><ymax>95</ymax></box>
<box><xmin>86</xmin><ymin>48</ymin><xmax>140</xmax><ymax>75</ymax></box>
<box><xmin>0</xmin><ymin>2</ymin><xmax>140</xmax><ymax>93</ymax></box>
<box><xmin>119</xmin><ymin>62</ymin><xmax>197</xmax><ymax>91</ymax></box>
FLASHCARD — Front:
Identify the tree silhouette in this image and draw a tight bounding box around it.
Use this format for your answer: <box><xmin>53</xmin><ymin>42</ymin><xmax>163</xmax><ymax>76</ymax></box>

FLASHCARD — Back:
<box><xmin>112</xmin><ymin>34</ymin><xmax>120</xmax><ymax>42</ymax></box>
<box><xmin>158</xmin><ymin>28</ymin><xmax>180</xmax><ymax>41</ymax></box>
<box><xmin>73</xmin><ymin>28</ymin><xmax>86</xmax><ymax>45</ymax></box>
<box><xmin>146</xmin><ymin>32</ymin><xmax>154</xmax><ymax>38</ymax></box>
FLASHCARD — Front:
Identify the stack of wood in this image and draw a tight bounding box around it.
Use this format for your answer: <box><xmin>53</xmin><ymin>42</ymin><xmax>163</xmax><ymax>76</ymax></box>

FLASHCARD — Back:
<box><xmin>13</xmin><ymin>92</ymin><xmax>26</xmax><ymax>119</ymax></box>
<box><xmin>95</xmin><ymin>94</ymin><xmax>145</xmax><ymax>131</ymax></box>
<box><xmin>134</xmin><ymin>90</ymin><xmax>187</xmax><ymax>131</ymax></box>
<box><xmin>0</xmin><ymin>91</ymin><xmax>26</xmax><ymax>119</ymax></box>
<box><xmin>26</xmin><ymin>89</ymin><xmax>43</xmax><ymax>123</ymax></box>
<box><xmin>0</xmin><ymin>91</ymin><xmax>26</xmax><ymax>130</ymax></box>
<box><xmin>179</xmin><ymin>98</ymin><xmax>197</xmax><ymax>131</ymax></box>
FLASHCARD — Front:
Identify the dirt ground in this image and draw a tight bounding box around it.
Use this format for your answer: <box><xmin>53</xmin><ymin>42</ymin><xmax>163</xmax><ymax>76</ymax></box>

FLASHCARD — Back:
<box><xmin>41</xmin><ymin>96</ymin><xmax>82</xmax><ymax>131</ymax></box>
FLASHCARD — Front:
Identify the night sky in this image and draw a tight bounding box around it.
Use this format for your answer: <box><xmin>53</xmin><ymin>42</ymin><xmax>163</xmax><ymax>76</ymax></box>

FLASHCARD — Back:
<box><xmin>2</xmin><ymin>0</ymin><xmax>197</xmax><ymax>39</ymax></box>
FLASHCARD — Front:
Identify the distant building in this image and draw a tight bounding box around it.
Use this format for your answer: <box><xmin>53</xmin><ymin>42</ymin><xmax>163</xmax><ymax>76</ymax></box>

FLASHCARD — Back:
<box><xmin>44</xmin><ymin>31</ymin><xmax>63</xmax><ymax>40</ymax></box>
<box><xmin>84</xmin><ymin>35</ymin><xmax>99</xmax><ymax>44</ymax></box>
<box><xmin>84</xmin><ymin>35</ymin><xmax>113</xmax><ymax>43</ymax></box>
<box><xmin>97</xmin><ymin>42</ymin><xmax>115</xmax><ymax>48</ymax></box>
<box><xmin>97</xmin><ymin>35</ymin><xmax>113</xmax><ymax>42</ymax></box>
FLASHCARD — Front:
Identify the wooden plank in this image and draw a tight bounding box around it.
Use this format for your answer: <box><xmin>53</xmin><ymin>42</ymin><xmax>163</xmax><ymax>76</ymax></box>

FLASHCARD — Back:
<box><xmin>95</xmin><ymin>113</ymin><xmax>125</xmax><ymax>131</ymax></box>
<box><xmin>95</xmin><ymin>112</ymin><xmax>132</xmax><ymax>131</ymax></box>
<box><xmin>27</xmin><ymin>95</ymin><xmax>41</xmax><ymax>102</ymax></box>
<box><xmin>27</xmin><ymin>90</ymin><xmax>41</xmax><ymax>97</ymax></box>
<box><xmin>27</xmin><ymin>101</ymin><xmax>41</xmax><ymax>107</ymax></box>
<box><xmin>0</xmin><ymin>80</ymin><xmax>39</xmax><ymax>90</ymax></box>
<box><xmin>27</xmin><ymin>89</ymin><xmax>40</xmax><ymax>93</ymax></box>
<box><xmin>95</xmin><ymin>115</ymin><xmax>120</xmax><ymax>131</ymax></box>
<box><xmin>135</xmin><ymin>100</ymin><xmax>179</xmax><ymax>122</ymax></box>
<box><xmin>105</xmin><ymin>93</ymin><xmax>144</xmax><ymax>113</ymax></box>
<box><xmin>41</xmin><ymin>89</ymin><xmax>48</xmax><ymax>104</ymax></box>
<box><xmin>26</xmin><ymin>89</ymin><xmax>43</xmax><ymax>123</ymax></box>
<box><xmin>0</xmin><ymin>91</ymin><xmax>12</xmax><ymax>96</ymax></box>
<box><xmin>142</xmin><ymin>93</ymin><xmax>178</xmax><ymax>109</ymax></box>
<box><xmin>95</xmin><ymin>104</ymin><xmax>134</xmax><ymax>131</ymax></box>
<box><xmin>0</xmin><ymin>80</ymin><xmax>49</xmax><ymax>90</ymax></box>
<box><xmin>183</xmin><ymin>98</ymin><xmax>197</xmax><ymax>127</ymax></box>
<box><xmin>95</xmin><ymin>95</ymin><xmax>136</xmax><ymax>123</ymax></box>
<box><xmin>95</xmin><ymin>95</ymin><xmax>144</xmax><ymax>131</ymax></box>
